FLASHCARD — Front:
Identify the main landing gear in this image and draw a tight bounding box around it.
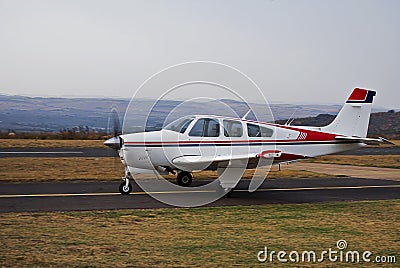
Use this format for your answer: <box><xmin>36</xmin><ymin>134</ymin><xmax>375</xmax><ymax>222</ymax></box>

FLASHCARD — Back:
<box><xmin>119</xmin><ymin>172</ymin><xmax>133</xmax><ymax>195</ymax></box>
<box><xmin>176</xmin><ymin>170</ymin><xmax>234</xmax><ymax>197</ymax></box>
<box><xmin>118</xmin><ymin>170</ymin><xmax>233</xmax><ymax>196</ymax></box>
<box><xmin>224</xmin><ymin>188</ymin><xmax>234</xmax><ymax>198</ymax></box>
<box><xmin>176</xmin><ymin>171</ymin><xmax>192</xmax><ymax>187</ymax></box>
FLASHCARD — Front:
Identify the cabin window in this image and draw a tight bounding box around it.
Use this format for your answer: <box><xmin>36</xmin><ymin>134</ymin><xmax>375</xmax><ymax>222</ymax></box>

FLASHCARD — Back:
<box><xmin>247</xmin><ymin>123</ymin><xmax>273</xmax><ymax>137</ymax></box>
<box><xmin>164</xmin><ymin>117</ymin><xmax>194</xmax><ymax>133</ymax></box>
<box><xmin>189</xmin><ymin>118</ymin><xmax>220</xmax><ymax>137</ymax></box>
<box><xmin>247</xmin><ymin>123</ymin><xmax>260</xmax><ymax>137</ymax></box>
<box><xmin>223</xmin><ymin>120</ymin><xmax>243</xmax><ymax>137</ymax></box>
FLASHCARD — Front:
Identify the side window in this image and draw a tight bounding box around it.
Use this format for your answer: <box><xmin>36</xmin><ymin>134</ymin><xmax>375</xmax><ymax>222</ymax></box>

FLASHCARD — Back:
<box><xmin>247</xmin><ymin>123</ymin><xmax>274</xmax><ymax>137</ymax></box>
<box><xmin>223</xmin><ymin>120</ymin><xmax>243</xmax><ymax>137</ymax></box>
<box><xmin>164</xmin><ymin>117</ymin><xmax>194</xmax><ymax>133</ymax></box>
<box><xmin>206</xmin><ymin>119</ymin><xmax>220</xmax><ymax>137</ymax></box>
<box><xmin>179</xmin><ymin>119</ymin><xmax>193</xmax><ymax>134</ymax></box>
<box><xmin>189</xmin><ymin>119</ymin><xmax>205</xmax><ymax>136</ymax></box>
<box><xmin>260</xmin><ymin>126</ymin><xmax>274</xmax><ymax>137</ymax></box>
<box><xmin>189</xmin><ymin>119</ymin><xmax>220</xmax><ymax>137</ymax></box>
<box><xmin>247</xmin><ymin>123</ymin><xmax>260</xmax><ymax>137</ymax></box>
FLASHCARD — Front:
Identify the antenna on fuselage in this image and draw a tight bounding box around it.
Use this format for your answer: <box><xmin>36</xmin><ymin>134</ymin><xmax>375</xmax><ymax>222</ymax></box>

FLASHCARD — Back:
<box><xmin>242</xmin><ymin>109</ymin><xmax>252</xmax><ymax>120</ymax></box>
<box><xmin>284</xmin><ymin>110</ymin><xmax>297</xmax><ymax>125</ymax></box>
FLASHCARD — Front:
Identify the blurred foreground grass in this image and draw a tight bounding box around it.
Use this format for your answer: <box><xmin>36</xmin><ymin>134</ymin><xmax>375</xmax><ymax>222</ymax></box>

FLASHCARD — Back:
<box><xmin>0</xmin><ymin>200</ymin><xmax>398</xmax><ymax>267</ymax></box>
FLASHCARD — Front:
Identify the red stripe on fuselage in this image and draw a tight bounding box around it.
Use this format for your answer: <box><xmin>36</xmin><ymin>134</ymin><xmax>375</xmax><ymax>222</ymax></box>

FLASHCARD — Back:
<box><xmin>267</xmin><ymin>124</ymin><xmax>337</xmax><ymax>141</ymax></box>
<box><xmin>125</xmin><ymin>139</ymin><xmax>295</xmax><ymax>145</ymax></box>
<box><xmin>124</xmin><ymin>139</ymin><xmax>335</xmax><ymax>145</ymax></box>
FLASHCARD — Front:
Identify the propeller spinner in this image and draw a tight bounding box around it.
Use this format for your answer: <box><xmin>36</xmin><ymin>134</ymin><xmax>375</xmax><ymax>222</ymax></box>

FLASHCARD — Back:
<box><xmin>104</xmin><ymin>107</ymin><xmax>123</xmax><ymax>150</ymax></box>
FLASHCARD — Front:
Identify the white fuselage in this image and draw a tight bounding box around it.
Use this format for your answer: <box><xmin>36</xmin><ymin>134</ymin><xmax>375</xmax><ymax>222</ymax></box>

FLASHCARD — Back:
<box><xmin>118</xmin><ymin>115</ymin><xmax>363</xmax><ymax>172</ymax></box>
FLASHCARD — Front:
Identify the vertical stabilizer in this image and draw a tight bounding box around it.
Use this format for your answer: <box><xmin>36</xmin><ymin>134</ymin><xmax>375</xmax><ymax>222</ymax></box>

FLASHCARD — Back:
<box><xmin>322</xmin><ymin>88</ymin><xmax>376</xmax><ymax>137</ymax></box>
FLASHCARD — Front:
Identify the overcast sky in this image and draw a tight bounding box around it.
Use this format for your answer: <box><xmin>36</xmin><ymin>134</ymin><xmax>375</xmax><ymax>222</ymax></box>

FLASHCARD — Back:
<box><xmin>0</xmin><ymin>0</ymin><xmax>399</xmax><ymax>108</ymax></box>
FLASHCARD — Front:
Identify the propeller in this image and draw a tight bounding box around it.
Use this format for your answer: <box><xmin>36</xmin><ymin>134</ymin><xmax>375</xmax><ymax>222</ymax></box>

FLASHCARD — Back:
<box><xmin>104</xmin><ymin>106</ymin><xmax>126</xmax><ymax>182</ymax></box>
<box><xmin>104</xmin><ymin>106</ymin><xmax>123</xmax><ymax>151</ymax></box>
<box><xmin>110</xmin><ymin>107</ymin><xmax>122</xmax><ymax>137</ymax></box>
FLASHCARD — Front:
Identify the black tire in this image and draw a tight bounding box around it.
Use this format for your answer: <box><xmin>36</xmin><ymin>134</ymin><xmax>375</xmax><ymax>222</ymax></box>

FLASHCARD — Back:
<box><xmin>224</xmin><ymin>188</ymin><xmax>234</xmax><ymax>198</ymax></box>
<box><xmin>119</xmin><ymin>181</ymin><xmax>132</xmax><ymax>195</ymax></box>
<box><xmin>177</xmin><ymin>171</ymin><xmax>192</xmax><ymax>187</ymax></box>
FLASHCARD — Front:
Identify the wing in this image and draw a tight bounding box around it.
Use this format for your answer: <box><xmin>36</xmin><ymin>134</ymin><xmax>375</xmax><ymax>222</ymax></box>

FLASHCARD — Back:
<box><xmin>172</xmin><ymin>154</ymin><xmax>253</xmax><ymax>167</ymax></box>
<box><xmin>172</xmin><ymin>150</ymin><xmax>281</xmax><ymax>171</ymax></box>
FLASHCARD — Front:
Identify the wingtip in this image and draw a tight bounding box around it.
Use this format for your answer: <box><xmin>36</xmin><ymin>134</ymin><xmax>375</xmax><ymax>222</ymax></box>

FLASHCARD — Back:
<box><xmin>378</xmin><ymin>136</ymin><xmax>395</xmax><ymax>145</ymax></box>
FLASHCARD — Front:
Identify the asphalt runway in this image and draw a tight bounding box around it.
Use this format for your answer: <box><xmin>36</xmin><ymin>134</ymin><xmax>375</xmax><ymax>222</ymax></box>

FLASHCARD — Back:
<box><xmin>0</xmin><ymin>146</ymin><xmax>399</xmax><ymax>157</ymax></box>
<box><xmin>0</xmin><ymin>177</ymin><xmax>399</xmax><ymax>213</ymax></box>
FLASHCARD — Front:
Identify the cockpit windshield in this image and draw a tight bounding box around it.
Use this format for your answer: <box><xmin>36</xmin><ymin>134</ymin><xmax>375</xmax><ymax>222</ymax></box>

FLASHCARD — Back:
<box><xmin>164</xmin><ymin>117</ymin><xmax>195</xmax><ymax>133</ymax></box>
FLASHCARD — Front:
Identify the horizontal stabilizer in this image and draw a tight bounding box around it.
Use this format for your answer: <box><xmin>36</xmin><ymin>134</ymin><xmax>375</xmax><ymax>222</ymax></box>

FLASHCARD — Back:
<box><xmin>335</xmin><ymin>136</ymin><xmax>394</xmax><ymax>144</ymax></box>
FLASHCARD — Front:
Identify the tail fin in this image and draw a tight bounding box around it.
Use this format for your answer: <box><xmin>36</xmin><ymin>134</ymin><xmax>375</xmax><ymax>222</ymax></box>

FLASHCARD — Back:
<box><xmin>321</xmin><ymin>88</ymin><xmax>376</xmax><ymax>137</ymax></box>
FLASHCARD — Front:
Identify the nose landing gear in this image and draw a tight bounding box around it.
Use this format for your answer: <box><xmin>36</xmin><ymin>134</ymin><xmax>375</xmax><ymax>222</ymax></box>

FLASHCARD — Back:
<box><xmin>119</xmin><ymin>172</ymin><xmax>133</xmax><ymax>195</ymax></box>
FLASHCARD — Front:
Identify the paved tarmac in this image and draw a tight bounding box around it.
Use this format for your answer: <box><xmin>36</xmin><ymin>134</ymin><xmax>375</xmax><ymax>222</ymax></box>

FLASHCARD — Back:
<box><xmin>0</xmin><ymin>177</ymin><xmax>399</xmax><ymax>213</ymax></box>
<box><xmin>0</xmin><ymin>146</ymin><xmax>399</xmax><ymax>157</ymax></box>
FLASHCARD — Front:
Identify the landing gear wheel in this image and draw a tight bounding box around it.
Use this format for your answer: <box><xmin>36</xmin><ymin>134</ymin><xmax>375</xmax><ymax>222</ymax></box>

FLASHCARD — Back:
<box><xmin>224</xmin><ymin>188</ymin><xmax>234</xmax><ymax>198</ymax></box>
<box><xmin>177</xmin><ymin>171</ymin><xmax>192</xmax><ymax>187</ymax></box>
<box><xmin>119</xmin><ymin>181</ymin><xmax>132</xmax><ymax>195</ymax></box>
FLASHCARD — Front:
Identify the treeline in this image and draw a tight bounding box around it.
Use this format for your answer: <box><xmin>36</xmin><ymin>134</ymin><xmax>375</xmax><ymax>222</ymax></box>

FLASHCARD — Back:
<box><xmin>1</xmin><ymin>126</ymin><xmax>109</xmax><ymax>140</ymax></box>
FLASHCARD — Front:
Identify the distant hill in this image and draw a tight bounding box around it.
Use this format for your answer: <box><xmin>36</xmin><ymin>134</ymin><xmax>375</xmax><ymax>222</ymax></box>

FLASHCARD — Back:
<box><xmin>0</xmin><ymin>94</ymin><xmax>129</xmax><ymax>132</ymax></box>
<box><xmin>0</xmin><ymin>94</ymin><xmax>391</xmax><ymax>134</ymax></box>
<box><xmin>276</xmin><ymin>111</ymin><xmax>400</xmax><ymax>139</ymax></box>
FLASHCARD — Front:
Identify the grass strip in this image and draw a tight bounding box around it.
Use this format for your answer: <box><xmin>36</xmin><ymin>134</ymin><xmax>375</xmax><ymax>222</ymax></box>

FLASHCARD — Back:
<box><xmin>0</xmin><ymin>200</ymin><xmax>399</xmax><ymax>267</ymax></box>
<box><xmin>307</xmin><ymin>155</ymin><xmax>400</xmax><ymax>169</ymax></box>
<box><xmin>0</xmin><ymin>157</ymin><xmax>331</xmax><ymax>182</ymax></box>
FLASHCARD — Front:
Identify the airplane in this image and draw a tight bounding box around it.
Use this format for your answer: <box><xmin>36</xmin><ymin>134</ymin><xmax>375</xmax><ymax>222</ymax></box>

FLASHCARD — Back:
<box><xmin>104</xmin><ymin>88</ymin><xmax>391</xmax><ymax>195</ymax></box>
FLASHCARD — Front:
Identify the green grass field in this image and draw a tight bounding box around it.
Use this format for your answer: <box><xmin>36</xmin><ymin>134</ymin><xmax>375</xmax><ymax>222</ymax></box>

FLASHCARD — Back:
<box><xmin>0</xmin><ymin>200</ymin><xmax>399</xmax><ymax>267</ymax></box>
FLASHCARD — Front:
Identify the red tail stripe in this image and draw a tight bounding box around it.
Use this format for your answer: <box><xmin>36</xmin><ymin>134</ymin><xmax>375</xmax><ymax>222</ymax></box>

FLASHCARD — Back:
<box><xmin>348</xmin><ymin>88</ymin><xmax>368</xmax><ymax>101</ymax></box>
